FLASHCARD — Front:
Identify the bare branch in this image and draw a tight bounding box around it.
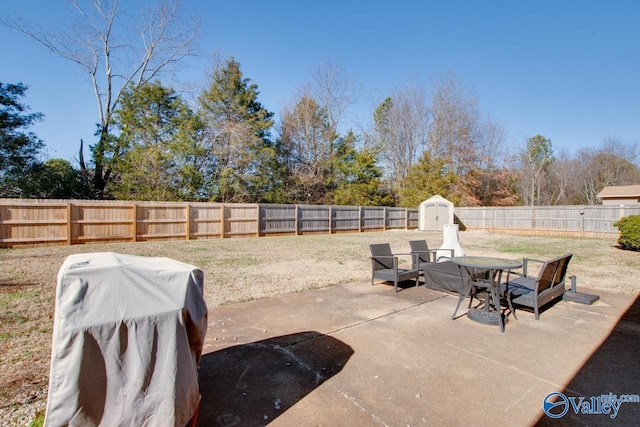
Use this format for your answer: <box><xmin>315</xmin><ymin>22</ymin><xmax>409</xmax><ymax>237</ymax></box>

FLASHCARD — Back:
<box><xmin>1</xmin><ymin>0</ymin><xmax>200</xmax><ymax>197</ymax></box>
<box><xmin>309</xmin><ymin>59</ymin><xmax>360</xmax><ymax>136</ymax></box>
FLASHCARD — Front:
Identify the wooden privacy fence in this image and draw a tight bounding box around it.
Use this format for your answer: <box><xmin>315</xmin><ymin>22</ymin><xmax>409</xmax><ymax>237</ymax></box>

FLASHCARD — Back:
<box><xmin>3</xmin><ymin>199</ymin><xmax>638</xmax><ymax>247</ymax></box>
<box><xmin>455</xmin><ymin>205</ymin><xmax>640</xmax><ymax>238</ymax></box>
<box><xmin>0</xmin><ymin>199</ymin><xmax>419</xmax><ymax>247</ymax></box>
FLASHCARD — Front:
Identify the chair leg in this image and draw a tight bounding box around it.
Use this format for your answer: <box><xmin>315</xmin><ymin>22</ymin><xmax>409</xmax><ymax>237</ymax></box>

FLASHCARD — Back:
<box><xmin>534</xmin><ymin>306</ymin><xmax>540</xmax><ymax>320</ymax></box>
<box><xmin>394</xmin><ymin>279</ymin><xmax>398</xmax><ymax>292</ymax></box>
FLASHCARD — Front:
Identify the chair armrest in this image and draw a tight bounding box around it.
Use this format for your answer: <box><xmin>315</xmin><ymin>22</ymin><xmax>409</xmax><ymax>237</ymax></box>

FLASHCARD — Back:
<box><xmin>522</xmin><ymin>257</ymin><xmax>545</xmax><ymax>276</ymax></box>
<box><xmin>506</xmin><ymin>270</ymin><xmax>526</xmax><ymax>279</ymax></box>
<box><xmin>411</xmin><ymin>249</ymin><xmax>438</xmax><ymax>263</ymax></box>
<box><xmin>411</xmin><ymin>249</ymin><xmax>438</xmax><ymax>256</ymax></box>
<box><xmin>370</xmin><ymin>255</ymin><xmax>399</xmax><ymax>271</ymax></box>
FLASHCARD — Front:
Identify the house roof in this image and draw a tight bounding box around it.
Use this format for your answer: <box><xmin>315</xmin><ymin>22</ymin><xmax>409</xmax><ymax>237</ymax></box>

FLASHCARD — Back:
<box><xmin>597</xmin><ymin>185</ymin><xmax>640</xmax><ymax>198</ymax></box>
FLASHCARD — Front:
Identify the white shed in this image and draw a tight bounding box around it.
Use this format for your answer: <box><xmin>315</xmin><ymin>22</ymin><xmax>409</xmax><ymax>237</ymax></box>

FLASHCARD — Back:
<box><xmin>418</xmin><ymin>195</ymin><xmax>454</xmax><ymax>231</ymax></box>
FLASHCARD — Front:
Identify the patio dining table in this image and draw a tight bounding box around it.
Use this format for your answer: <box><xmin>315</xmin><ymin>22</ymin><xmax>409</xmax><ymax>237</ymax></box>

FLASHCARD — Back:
<box><xmin>451</xmin><ymin>256</ymin><xmax>522</xmax><ymax>333</ymax></box>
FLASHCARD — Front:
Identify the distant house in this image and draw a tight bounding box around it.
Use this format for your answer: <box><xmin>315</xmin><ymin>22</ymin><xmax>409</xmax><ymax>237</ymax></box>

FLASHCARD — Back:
<box><xmin>596</xmin><ymin>185</ymin><xmax>640</xmax><ymax>205</ymax></box>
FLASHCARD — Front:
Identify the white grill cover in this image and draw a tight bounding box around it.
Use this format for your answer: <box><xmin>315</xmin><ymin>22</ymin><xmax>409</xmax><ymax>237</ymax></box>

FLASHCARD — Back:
<box><xmin>45</xmin><ymin>252</ymin><xmax>207</xmax><ymax>427</ymax></box>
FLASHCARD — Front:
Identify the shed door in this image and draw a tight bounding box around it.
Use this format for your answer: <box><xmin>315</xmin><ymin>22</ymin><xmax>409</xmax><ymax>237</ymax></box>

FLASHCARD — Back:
<box><xmin>422</xmin><ymin>202</ymin><xmax>447</xmax><ymax>231</ymax></box>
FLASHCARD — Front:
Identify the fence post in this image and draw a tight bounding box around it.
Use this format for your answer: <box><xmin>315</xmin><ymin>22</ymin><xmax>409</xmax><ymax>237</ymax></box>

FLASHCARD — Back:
<box><xmin>131</xmin><ymin>202</ymin><xmax>138</xmax><ymax>242</ymax></box>
<box><xmin>383</xmin><ymin>208</ymin><xmax>387</xmax><ymax>231</ymax></box>
<box><xmin>532</xmin><ymin>207</ymin><xmax>536</xmax><ymax>232</ymax></box>
<box><xmin>405</xmin><ymin>208</ymin><xmax>409</xmax><ymax>229</ymax></box>
<box><xmin>481</xmin><ymin>208</ymin><xmax>486</xmax><ymax>232</ymax></box>
<box><xmin>255</xmin><ymin>204</ymin><xmax>260</xmax><ymax>237</ymax></box>
<box><xmin>185</xmin><ymin>203</ymin><xmax>191</xmax><ymax>240</ymax></box>
<box><xmin>329</xmin><ymin>206</ymin><xmax>333</xmax><ymax>234</ymax></box>
<box><xmin>66</xmin><ymin>202</ymin><xmax>72</xmax><ymax>245</ymax></box>
<box><xmin>295</xmin><ymin>205</ymin><xmax>299</xmax><ymax>235</ymax></box>
<box><xmin>220</xmin><ymin>204</ymin><xmax>225</xmax><ymax>238</ymax></box>
<box><xmin>256</xmin><ymin>204</ymin><xmax>262</xmax><ymax>237</ymax></box>
<box><xmin>358</xmin><ymin>207</ymin><xmax>362</xmax><ymax>232</ymax></box>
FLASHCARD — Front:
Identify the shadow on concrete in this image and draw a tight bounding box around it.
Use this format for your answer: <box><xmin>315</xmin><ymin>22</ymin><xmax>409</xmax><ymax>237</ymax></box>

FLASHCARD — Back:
<box><xmin>536</xmin><ymin>295</ymin><xmax>640</xmax><ymax>426</ymax></box>
<box><xmin>453</xmin><ymin>214</ymin><xmax>466</xmax><ymax>231</ymax></box>
<box><xmin>373</xmin><ymin>279</ymin><xmax>423</xmax><ymax>293</ymax></box>
<box><xmin>196</xmin><ymin>331</ymin><xmax>354</xmax><ymax>427</ymax></box>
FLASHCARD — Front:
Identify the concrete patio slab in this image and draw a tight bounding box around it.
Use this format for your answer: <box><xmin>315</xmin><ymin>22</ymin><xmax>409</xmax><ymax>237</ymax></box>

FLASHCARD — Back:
<box><xmin>196</xmin><ymin>281</ymin><xmax>639</xmax><ymax>426</ymax></box>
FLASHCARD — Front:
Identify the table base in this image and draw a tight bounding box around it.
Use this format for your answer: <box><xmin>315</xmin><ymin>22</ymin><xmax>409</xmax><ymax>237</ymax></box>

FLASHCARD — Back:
<box><xmin>467</xmin><ymin>308</ymin><xmax>507</xmax><ymax>326</ymax></box>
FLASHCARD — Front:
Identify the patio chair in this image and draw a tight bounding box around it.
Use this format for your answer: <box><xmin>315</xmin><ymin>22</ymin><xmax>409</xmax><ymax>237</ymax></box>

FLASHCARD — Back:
<box><xmin>503</xmin><ymin>253</ymin><xmax>573</xmax><ymax>320</ymax></box>
<box><xmin>369</xmin><ymin>243</ymin><xmax>420</xmax><ymax>292</ymax></box>
<box><xmin>409</xmin><ymin>240</ymin><xmax>455</xmax><ymax>287</ymax></box>
<box><xmin>409</xmin><ymin>240</ymin><xmax>455</xmax><ymax>262</ymax></box>
<box><xmin>409</xmin><ymin>240</ymin><xmax>440</xmax><ymax>269</ymax></box>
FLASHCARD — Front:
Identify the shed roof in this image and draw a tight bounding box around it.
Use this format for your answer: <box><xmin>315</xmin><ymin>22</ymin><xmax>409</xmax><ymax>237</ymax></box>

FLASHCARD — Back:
<box><xmin>597</xmin><ymin>185</ymin><xmax>640</xmax><ymax>198</ymax></box>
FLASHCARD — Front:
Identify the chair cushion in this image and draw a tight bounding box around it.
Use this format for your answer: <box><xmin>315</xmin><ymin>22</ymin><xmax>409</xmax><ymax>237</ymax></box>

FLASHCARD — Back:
<box><xmin>504</xmin><ymin>273</ymin><xmax>567</xmax><ymax>311</ymax></box>
<box><xmin>504</xmin><ymin>276</ymin><xmax>535</xmax><ymax>296</ymax></box>
<box><xmin>375</xmin><ymin>268</ymin><xmax>418</xmax><ymax>282</ymax></box>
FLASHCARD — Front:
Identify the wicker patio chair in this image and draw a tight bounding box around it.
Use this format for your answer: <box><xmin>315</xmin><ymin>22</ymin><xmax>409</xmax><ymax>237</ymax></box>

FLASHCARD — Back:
<box><xmin>369</xmin><ymin>243</ymin><xmax>420</xmax><ymax>292</ymax></box>
<box><xmin>503</xmin><ymin>253</ymin><xmax>573</xmax><ymax>319</ymax></box>
<box><xmin>408</xmin><ymin>240</ymin><xmax>440</xmax><ymax>269</ymax></box>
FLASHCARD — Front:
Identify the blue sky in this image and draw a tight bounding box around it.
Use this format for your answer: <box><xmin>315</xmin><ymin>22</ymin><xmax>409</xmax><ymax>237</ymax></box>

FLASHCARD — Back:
<box><xmin>1</xmin><ymin>0</ymin><xmax>639</xmax><ymax>164</ymax></box>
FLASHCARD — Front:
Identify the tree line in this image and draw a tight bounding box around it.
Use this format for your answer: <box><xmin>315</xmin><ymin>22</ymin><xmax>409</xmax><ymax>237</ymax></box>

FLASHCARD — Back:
<box><xmin>2</xmin><ymin>1</ymin><xmax>639</xmax><ymax>206</ymax></box>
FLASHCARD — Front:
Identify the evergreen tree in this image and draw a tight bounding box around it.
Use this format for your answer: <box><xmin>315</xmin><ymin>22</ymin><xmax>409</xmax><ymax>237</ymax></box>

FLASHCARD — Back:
<box><xmin>399</xmin><ymin>151</ymin><xmax>458</xmax><ymax>207</ymax></box>
<box><xmin>171</xmin><ymin>112</ymin><xmax>212</xmax><ymax>201</ymax></box>
<box><xmin>333</xmin><ymin>132</ymin><xmax>393</xmax><ymax>206</ymax></box>
<box><xmin>21</xmin><ymin>159</ymin><xmax>90</xmax><ymax>199</ymax></box>
<box><xmin>111</xmin><ymin>82</ymin><xmax>197</xmax><ymax>201</ymax></box>
<box><xmin>198</xmin><ymin>58</ymin><xmax>275</xmax><ymax>202</ymax></box>
<box><xmin>0</xmin><ymin>82</ymin><xmax>44</xmax><ymax>197</ymax></box>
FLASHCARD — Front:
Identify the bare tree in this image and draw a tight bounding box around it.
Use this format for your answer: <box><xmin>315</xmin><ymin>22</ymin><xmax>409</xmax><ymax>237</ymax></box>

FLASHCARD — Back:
<box><xmin>518</xmin><ymin>135</ymin><xmax>554</xmax><ymax>206</ymax></box>
<box><xmin>1</xmin><ymin>0</ymin><xmax>199</xmax><ymax>198</ymax></box>
<box><xmin>308</xmin><ymin>59</ymin><xmax>360</xmax><ymax>137</ymax></box>
<box><xmin>476</xmin><ymin>115</ymin><xmax>508</xmax><ymax>170</ymax></box>
<box><xmin>427</xmin><ymin>72</ymin><xmax>512</xmax><ymax>205</ymax></box>
<box><xmin>469</xmin><ymin>115</ymin><xmax>516</xmax><ymax>206</ymax></box>
<box><xmin>428</xmin><ymin>72</ymin><xmax>483</xmax><ymax>173</ymax></box>
<box><xmin>373</xmin><ymin>80</ymin><xmax>430</xmax><ymax>199</ymax></box>
<box><xmin>577</xmin><ymin>137</ymin><xmax>640</xmax><ymax>204</ymax></box>
<box><xmin>542</xmin><ymin>149</ymin><xmax>580</xmax><ymax>205</ymax></box>
<box><xmin>278</xmin><ymin>90</ymin><xmax>334</xmax><ymax>203</ymax></box>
